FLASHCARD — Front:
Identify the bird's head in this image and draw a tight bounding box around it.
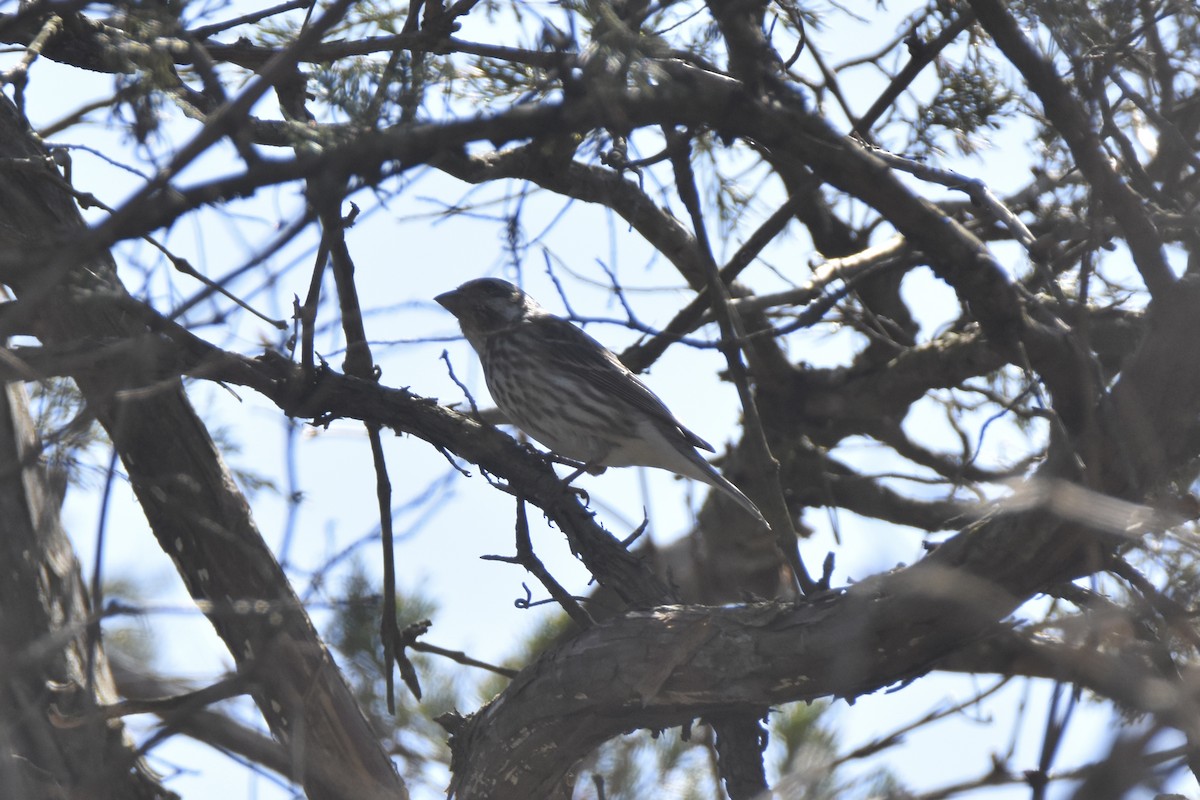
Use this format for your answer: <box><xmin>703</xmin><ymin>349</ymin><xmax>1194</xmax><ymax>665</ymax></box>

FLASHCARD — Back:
<box><xmin>436</xmin><ymin>278</ymin><xmax>545</xmax><ymax>347</ymax></box>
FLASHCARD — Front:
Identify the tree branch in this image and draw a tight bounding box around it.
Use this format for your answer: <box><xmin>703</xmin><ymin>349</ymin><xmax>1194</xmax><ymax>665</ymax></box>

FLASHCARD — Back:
<box><xmin>967</xmin><ymin>0</ymin><xmax>1175</xmax><ymax>297</ymax></box>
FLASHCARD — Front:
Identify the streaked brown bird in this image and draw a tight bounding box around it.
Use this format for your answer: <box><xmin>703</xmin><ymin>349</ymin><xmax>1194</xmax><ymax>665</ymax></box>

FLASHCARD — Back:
<box><xmin>436</xmin><ymin>278</ymin><xmax>768</xmax><ymax>526</ymax></box>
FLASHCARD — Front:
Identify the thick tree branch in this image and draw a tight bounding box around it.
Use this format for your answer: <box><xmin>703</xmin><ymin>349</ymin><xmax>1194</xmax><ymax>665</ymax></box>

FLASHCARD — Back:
<box><xmin>444</xmin><ymin>267</ymin><xmax>1200</xmax><ymax>794</ymax></box>
<box><xmin>7</xmin><ymin>272</ymin><xmax>1194</xmax><ymax>797</ymax></box>
<box><xmin>0</xmin><ymin>10</ymin><xmax>560</xmax><ymax>74</ymax></box>
<box><xmin>0</xmin><ymin>300</ymin><xmax>675</xmax><ymax>609</ymax></box>
<box><xmin>0</xmin><ymin>381</ymin><xmax>173</xmax><ymax>800</ymax></box>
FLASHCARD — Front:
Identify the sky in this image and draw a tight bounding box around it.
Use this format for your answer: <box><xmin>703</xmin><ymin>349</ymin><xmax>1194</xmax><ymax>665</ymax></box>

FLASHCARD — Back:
<box><xmin>5</xmin><ymin>1</ymin><xmax>1194</xmax><ymax>798</ymax></box>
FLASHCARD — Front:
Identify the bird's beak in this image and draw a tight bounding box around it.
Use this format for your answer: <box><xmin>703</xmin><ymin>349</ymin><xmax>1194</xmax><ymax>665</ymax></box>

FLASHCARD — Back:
<box><xmin>435</xmin><ymin>289</ymin><xmax>461</xmax><ymax>314</ymax></box>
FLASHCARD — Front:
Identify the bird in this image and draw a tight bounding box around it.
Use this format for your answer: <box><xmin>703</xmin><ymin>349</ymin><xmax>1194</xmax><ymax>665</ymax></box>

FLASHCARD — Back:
<box><xmin>436</xmin><ymin>277</ymin><xmax>768</xmax><ymax>527</ymax></box>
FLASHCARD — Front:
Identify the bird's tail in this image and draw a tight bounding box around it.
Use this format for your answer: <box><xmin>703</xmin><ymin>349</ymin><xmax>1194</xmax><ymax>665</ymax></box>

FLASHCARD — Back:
<box><xmin>702</xmin><ymin>466</ymin><xmax>770</xmax><ymax>529</ymax></box>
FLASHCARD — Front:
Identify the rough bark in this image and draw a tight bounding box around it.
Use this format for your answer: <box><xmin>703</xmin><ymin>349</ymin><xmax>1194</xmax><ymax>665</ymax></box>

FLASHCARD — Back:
<box><xmin>0</xmin><ymin>380</ymin><xmax>174</xmax><ymax>800</ymax></box>
<box><xmin>438</xmin><ymin>263</ymin><xmax>1200</xmax><ymax>796</ymax></box>
<box><xmin>4</xmin><ymin>266</ymin><xmax>1193</xmax><ymax>796</ymax></box>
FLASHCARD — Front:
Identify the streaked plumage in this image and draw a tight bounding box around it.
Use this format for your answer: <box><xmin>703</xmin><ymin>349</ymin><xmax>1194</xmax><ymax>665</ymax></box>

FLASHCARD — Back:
<box><xmin>436</xmin><ymin>278</ymin><xmax>767</xmax><ymax>526</ymax></box>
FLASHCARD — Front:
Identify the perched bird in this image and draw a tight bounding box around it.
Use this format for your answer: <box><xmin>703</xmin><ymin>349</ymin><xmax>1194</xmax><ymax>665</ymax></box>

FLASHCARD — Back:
<box><xmin>436</xmin><ymin>277</ymin><xmax>768</xmax><ymax>526</ymax></box>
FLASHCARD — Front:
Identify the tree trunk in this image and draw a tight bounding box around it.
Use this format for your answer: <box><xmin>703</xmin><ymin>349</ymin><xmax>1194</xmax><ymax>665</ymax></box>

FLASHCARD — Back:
<box><xmin>0</xmin><ymin>94</ymin><xmax>405</xmax><ymax>800</ymax></box>
<box><xmin>0</xmin><ymin>378</ymin><xmax>174</xmax><ymax>800</ymax></box>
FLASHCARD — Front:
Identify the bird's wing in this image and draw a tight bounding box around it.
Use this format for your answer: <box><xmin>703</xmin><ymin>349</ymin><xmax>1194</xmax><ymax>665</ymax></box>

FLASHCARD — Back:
<box><xmin>533</xmin><ymin>315</ymin><xmax>716</xmax><ymax>453</ymax></box>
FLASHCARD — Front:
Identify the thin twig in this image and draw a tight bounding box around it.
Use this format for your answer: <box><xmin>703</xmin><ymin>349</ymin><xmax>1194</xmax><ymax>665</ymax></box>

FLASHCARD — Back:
<box><xmin>188</xmin><ymin>0</ymin><xmax>313</xmax><ymax>39</ymax></box>
<box><xmin>863</xmin><ymin>143</ymin><xmax>1038</xmax><ymax>254</ymax></box>
<box><xmin>407</xmin><ymin>633</ymin><xmax>519</xmax><ymax>679</ymax></box>
<box><xmin>665</xmin><ymin>127</ymin><xmax>815</xmax><ymax>595</ymax></box>
<box><xmin>440</xmin><ymin>349</ymin><xmax>480</xmax><ymax>415</ymax></box>
<box><xmin>619</xmin><ymin>193</ymin><xmax>808</xmax><ymax>373</ymax></box>
<box><xmin>483</xmin><ymin>500</ymin><xmax>594</xmax><ymax>628</ymax></box>
<box><xmin>370</xmin><ymin>425</ymin><xmax>401</xmax><ymax>707</ymax></box>
<box><xmin>52</xmin><ymin>673</ymin><xmax>250</xmax><ymax>726</ymax></box>
<box><xmin>85</xmin><ymin>447</ymin><xmax>119</xmax><ymax>696</ymax></box>
<box><xmin>0</xmin><ymin>12</ymin><xmax>62</xmax><ymax>111</ymax></box>
<box><xmin>852</xmin><ymin>10</ymin><xmax>976</xmax><ymax>139</ymax></box>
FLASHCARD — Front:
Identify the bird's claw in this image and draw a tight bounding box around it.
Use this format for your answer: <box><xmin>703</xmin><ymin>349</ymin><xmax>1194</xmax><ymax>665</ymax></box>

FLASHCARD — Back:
<box><xmin>568</xmin><ymin>484</ymin><xmax>590</xmax><ymax>506</ymax></box>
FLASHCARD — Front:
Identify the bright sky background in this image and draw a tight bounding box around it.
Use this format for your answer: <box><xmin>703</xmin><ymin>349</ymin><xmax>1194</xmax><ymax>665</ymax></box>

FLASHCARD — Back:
<box><xmin>5</xmin><ymin>1</ymin><xmax>1194</xmax><ymax>798</ymax></box>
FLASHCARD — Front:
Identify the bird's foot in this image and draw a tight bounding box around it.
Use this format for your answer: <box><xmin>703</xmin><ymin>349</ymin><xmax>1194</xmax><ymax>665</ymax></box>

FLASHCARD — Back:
<box><xmin>546</xmin><ymin>453</ymin><xmax>605</xmax><ymax>476</ymax></box>
<box><xmin>544</xmin><ymin>455</ymin><xmax>605</xmax><ymax>505</ymax></box>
